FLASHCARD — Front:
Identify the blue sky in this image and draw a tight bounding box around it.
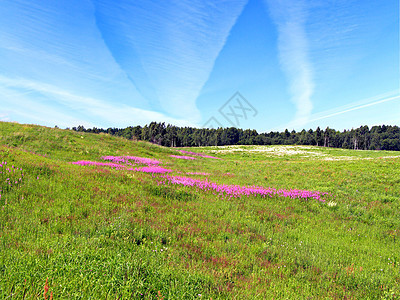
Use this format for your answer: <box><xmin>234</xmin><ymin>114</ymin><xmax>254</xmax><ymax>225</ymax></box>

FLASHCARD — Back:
<box><xmin>0</xmin><ymin>0</ymin><xmax>398</xmax><ymax>132</ymax></box>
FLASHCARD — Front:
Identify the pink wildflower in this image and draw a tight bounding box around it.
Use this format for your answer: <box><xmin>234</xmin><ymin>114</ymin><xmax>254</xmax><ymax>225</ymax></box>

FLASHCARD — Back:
<box><xmin>176</xmin><ymin>150</ymin><xmax>220</xmax><ymax>159</ymax></box>
<box><xmin>170</xmin><ymin>155</ymin><xmax>196</xmax><ymax>160</ymax></box>
<box><xmin>161</xmin><ymin>175</ymin><xmax>328</xmax><ymax>201</ymax></box>
<box><xmin>72</xmin><ymin>160</ymin><xmax>125</xmax><ymax>169</ymax></box>
<box><xmin>134</xmin><ymin>166</ymin><xmax>172</xmax><ymax>174</ymax></box>
<box><xmin>102</xmin><ymin>155</ymin><xmax>161</xmax><ymax>165</ymax></box>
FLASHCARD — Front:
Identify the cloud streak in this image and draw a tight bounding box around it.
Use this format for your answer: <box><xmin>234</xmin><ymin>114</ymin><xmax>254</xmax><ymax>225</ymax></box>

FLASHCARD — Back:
<box><xmin>268</xmin><ymin>90</ymin><xmax>400</xmax><ymax>132</ymax></box>
<box><xmin>0</xmin><ymin>113</ymin><xmax>10</xmax><ymax>122</ymax></box>
<box><xmin>0</xmin><ymin>76</ymin><xmax>197</xmax><ymax>128</ymax></box>
<box><xmin>0</xmin><ymin>0</ymin><xmax>149</xmax><ymax>113</ymax></box>
<box><xmin>93</xmin><ymin>0</ymin><xmax>248</xmax><ymax>121</ymax></box>
<box><xmin>265</xmin><ymin>0</ymin><xmax>314</xmax><ymax>129</ymax></box>
<box><xmin>309</xmin><ymin>91</ymin><xmax>400</xmax><ymax>123</ymax></box>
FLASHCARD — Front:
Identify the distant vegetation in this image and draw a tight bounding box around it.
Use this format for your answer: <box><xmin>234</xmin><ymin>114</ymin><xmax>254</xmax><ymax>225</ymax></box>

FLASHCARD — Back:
<box><xmin>71</xmin><ymin>122</ymin><xmax>400</xmax><ymax>151</ymax></box>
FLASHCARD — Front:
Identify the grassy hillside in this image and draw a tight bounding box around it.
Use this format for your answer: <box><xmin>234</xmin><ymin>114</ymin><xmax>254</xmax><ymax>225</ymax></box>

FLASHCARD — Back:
<box><xmin>1</xmin><ymin>121</ymin><xmax>399</xmax><ymax>299</ymax></box>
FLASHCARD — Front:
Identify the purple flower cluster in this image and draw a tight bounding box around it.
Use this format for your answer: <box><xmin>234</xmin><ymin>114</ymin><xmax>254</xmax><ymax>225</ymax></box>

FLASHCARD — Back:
<box><xmin>1</xmin><ymin>161</ymin><xmax>24</xmax><ymax>202</ymax></box>
<box><xmin>101</xmin><ymin>156</ymin><xmax>127</xmax><ymax>164</ymax></box>
<box><xmin>161</xmin><ymin>175</ymin><xmax>328</xmax><ymax>201</ymax></box>
<box><xmin>70</xmin><ymin>153</ymin><xmax>329</xmax><ymax>202</ymax></box>
<box><xmin>133</xmin><ymin>166</ymin><xmax>172</xmax><ymax>174</ymax></box>
<box><xmin>170</xmin><ymin>155</ymin><xmax>196</xmax><ymax>160</ymax></box>
<box><xmin>102</xmin><ymin>155</ymin><xmax>161</xmax><ymax>165</ymax></box>
<box><xmin>72</xmin><ymin>160</ymin><xmax>125</xmax><ymax>169</ymax></box>
<box><xmin>186</xmin><ymin>172</ymin><xmax>210</xmax><ymax>175</ymax></box>
<box><xmin>177</xmin><ymin>150</ymin><xmax>220</xmax><ymax>159</ymax></box>
<box><xmin>72</xmin><ymin>155</ymin><xmax>165</xmax><ymax>175</ymax></box>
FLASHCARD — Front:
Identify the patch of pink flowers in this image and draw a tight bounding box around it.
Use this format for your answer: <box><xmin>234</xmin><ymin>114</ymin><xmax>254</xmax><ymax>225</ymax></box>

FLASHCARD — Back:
<box><xmin>161</xmin><ymin>175</ymin><xmax>328</xmax><ymax>201</ymax></box>
<box><xmin>177</xmin><ymin>150</ymin><xmax>220</xmax><ymax>159</ymax></box>
<box><xmin>102</xmin><ymin>155</ymin><xmax>161</xmax><ymax>165</ymax></box>
<box><xmin>133</xmin><ymin>166</ymin><xmax>172</xmax><ymax>174</ymax></box>
<box><xmin>186</xmin><ymin>172</ymin><xmax>210</xmax><ymax>175</ymax></box>
<box><xmin>170</xmin><ymin>155</ymin><xmax>196</xmax><ymax>160</ymax></box>
<box><xmin>72</xmin><ymin>160</ymin><xmax>125</xmax><ymax>169</ymax></box>
<box><xmin>1</xmin><ymin>161</ymin><xmax>24</xmax><ymax>202</ymax></box>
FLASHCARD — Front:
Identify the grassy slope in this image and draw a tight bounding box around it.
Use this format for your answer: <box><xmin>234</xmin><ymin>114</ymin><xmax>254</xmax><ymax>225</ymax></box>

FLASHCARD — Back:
<box><xmin>0</xmin><ymin>121</ymin><xmax>399</xmax><ymax>299</ymax></box>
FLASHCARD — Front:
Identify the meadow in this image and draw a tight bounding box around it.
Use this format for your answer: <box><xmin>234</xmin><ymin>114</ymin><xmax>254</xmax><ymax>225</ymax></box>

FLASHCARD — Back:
<box><xmin>0</xmin><ymin>121</ymin><xmax>399</xmax><ymax>299</ymax></box>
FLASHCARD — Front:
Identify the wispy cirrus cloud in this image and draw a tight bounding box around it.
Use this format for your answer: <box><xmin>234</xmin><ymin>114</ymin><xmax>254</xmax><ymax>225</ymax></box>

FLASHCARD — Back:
<box><xmin>0</xmin><ymin>113</ymin><xmax>10</xmax><ymax>122</ymax></box>
<box><xmin>0</xmin><ymin>0</ymin><xmax>249</xmax><ymax>127</ymax></box>
<box><xmin>93</xmin><ymin>0</ymin><xmax>248</xmax><ymax>121</ymax></box>
<box><xmin>0</xmin><ymin>0</ymin><xmax>149</xmax><ymax>113</ymax></box>
<box><xmin>268</xmin><ymin>90</ymin><xmax>400</xmax><ymax>132</ymax></box>
<box><xmin>309</xmin><ymin>91</ymin><xmax>400</xmax><ymax>123</ymax></box>
<box><xmin>0</xmin><ymin>76</ymin><xmax>197</xmax><ymax>128</ymax></box>
<box><xmin>265</xmin><ymin>0</ymin><xmax>314</xmax><ymax>129</ymax></box>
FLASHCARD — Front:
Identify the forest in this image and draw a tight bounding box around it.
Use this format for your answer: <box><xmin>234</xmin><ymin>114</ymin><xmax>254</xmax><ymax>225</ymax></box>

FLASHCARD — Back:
<box><xmin>71</xmin><ymin>123</ymin><xmax>400</xmax><ymax>151</ymax></box>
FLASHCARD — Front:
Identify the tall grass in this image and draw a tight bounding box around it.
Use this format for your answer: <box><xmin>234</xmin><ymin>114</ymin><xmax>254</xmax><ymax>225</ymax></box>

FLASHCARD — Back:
<box><xmin>0</xmin><ymin>121</ymin><xmax>399</xmax><ymax>298</ymax></box>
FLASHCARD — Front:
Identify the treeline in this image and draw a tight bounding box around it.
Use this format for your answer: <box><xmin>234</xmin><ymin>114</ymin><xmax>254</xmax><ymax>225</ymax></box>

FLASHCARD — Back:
<box><xmin>70</xmin><ymin>122</ymin><xmax>400</xmax><ymax>151</ymax></box>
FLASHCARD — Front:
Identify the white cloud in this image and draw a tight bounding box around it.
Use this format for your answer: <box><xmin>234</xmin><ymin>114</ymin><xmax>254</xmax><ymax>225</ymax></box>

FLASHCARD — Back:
<box><xmin>93</xmin><ymin>0</ymin><xmax>248</xmax><ymax>121</ymax></box>
<box><xmin>0</xmin><ymin>113</ymin><xmax>10</xmax><ymax>121</ymax></box>
<box><xmin>265</xmin><ymin>0</ymin><xmax>314</xmax><ymax>129</ymax></box>
<box><xmin>0</xmin><ymin>0</ymin><xmax>149</xmax><ymax>113</ymax></box>
<box><xmin>309</xmin><ymin>91</ymin><xmax>400</xmax><ymax>123</ymax></box>
<box><xmin>0</xmin><ymin>76</ymin><xmax>197</xmax><ymax>128</ymax></box>
<box><xmin>267</xmin><ymin>90</ymin><xmax>400</xmax><ymax>132</ymax></box>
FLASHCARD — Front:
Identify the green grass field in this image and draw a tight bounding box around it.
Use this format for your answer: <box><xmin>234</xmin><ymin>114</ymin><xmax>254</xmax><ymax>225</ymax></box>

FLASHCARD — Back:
<box><xmin>1</xmin><ymin>121</ymin><xmax>399</xmax><ymax>299</ymax></box>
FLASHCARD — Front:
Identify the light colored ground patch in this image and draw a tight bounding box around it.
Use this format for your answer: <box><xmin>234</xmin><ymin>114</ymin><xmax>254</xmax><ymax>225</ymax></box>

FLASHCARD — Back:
<box><xmin>209</xmin><ymin>145</ymin><xmax>328</xmax><ymax>157</ymax></box>
<box><xmin>206</xmin><ymin>145</ymin><xmax>400</xmax><ymax>160</ymax></box>
<box><xmin>322</xmin><ymin>155</ymin><xmax>400</xmax><ymax>161</ymax></box>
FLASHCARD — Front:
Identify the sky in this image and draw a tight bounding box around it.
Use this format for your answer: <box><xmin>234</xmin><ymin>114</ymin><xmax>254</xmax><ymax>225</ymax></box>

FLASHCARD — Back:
<box><xmin>0</xmin><ymin>0</ymin><xmax>398</xmax><ymax>132</ymax></box>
